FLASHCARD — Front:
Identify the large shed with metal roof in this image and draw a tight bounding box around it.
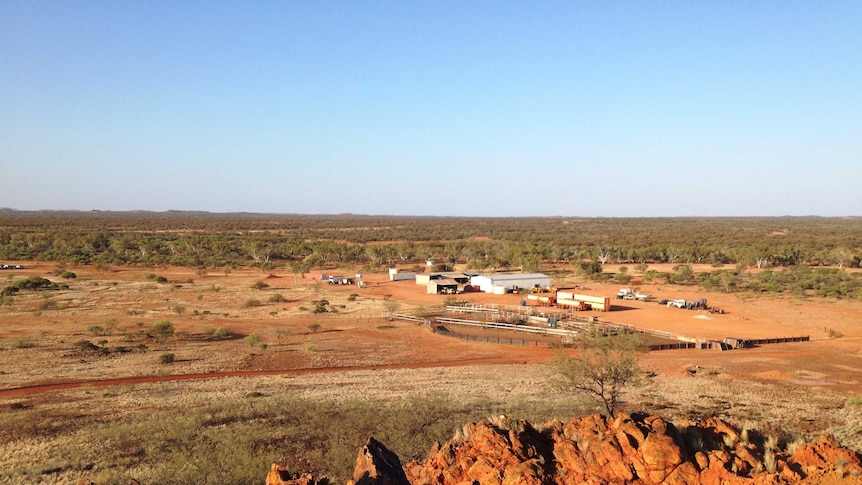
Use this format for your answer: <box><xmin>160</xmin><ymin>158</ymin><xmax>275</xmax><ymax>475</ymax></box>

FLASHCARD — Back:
<box><xmin>469</xmin><ymin>273</ymin><xmax>552</xmax><ymax>294</ymax></box>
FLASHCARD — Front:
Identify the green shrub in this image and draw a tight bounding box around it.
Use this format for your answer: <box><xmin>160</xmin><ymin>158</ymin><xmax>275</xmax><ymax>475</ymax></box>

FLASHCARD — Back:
<box><xmin>267</xmin><ymin>294</ymin><xmax>287</xmax><ymax>303</ymax></box>
<box><xmin>151</xmin><ymin>319</ymin><xmax>175</xmax><ymax>343</ymax></box>
<box><xmin>158</xmin><ymin>353</ymin><xmax>175</xmax><ymax>364</ymax></box>
<box><xmin>251</xmin><ymin>281</ymin><xmax>270</xmax><ymax>290</ymax></box>
<box><xmin>613</xmin><ymin>272</ymin><xmax>632</xmax><ymax>284</ymax></box>
<box><xmin>209</xmin><ymin>327</ymin><xmax>230</xmax><ymax>338</ymax></box>
<box><xmin>60</xmin><ymin>271</ymin><xmax>77</xmax><ymax>279</ymax></box>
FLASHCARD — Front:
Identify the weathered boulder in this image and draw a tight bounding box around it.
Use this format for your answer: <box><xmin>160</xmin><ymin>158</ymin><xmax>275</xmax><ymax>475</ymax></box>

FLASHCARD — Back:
<box><xmin>348</xmin><ymin>437</ymin><xmax>410</xmax><ymax>485</ymax></box>
<box><xmin>266</xmin><ymin>463</ymin><xmax>329</xmax><ymax>485</ymax></box>
<box><xmin>789</xmin><ymin>434</ymin><xmax>862</xmax><ymax>478</ymax></box>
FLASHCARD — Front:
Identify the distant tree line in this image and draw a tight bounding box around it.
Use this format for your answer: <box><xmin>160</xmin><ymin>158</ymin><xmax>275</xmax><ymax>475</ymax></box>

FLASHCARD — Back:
<box><xmin>0</xmin><ymin>212</ymin><xmax>859</xmax><ymax>277</ymax></box>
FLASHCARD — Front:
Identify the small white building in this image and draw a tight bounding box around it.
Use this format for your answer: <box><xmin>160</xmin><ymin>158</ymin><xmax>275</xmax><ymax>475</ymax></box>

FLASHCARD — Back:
<box><xmin>469</xmin><ymin>273</ymin><xmax>552</xmax><ymax>294</ymax></box>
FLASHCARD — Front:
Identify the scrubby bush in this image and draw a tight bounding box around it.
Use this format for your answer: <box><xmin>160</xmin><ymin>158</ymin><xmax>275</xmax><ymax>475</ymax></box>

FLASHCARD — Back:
<box><xmin>267</xmin><ymin>294</ymin><xmax>286</xmax><ymax>303</ymax></box>
<box><xmin>251</xmin><ymin>281</ymin><xmax>270</xmax><ymax>290</ymax></box>
<box><xmin>578</xmin><ymin>261</ymin><xmax>603</xmax><ymax>280</ymax></box>
<box><xmin>243</xmin><ymin>299</ymin><xmax>261</xmax><ymax>308</ymax></box>
<box><xmin>146</xmin><ymin>274</ymin><xmax>169</xmax><ymax>283</ymax></box>
<box><xmin>613</xmin><ymin>272</ymin><xmax>632</xmax><ymax>284</ymax></box>
<box><xmin>3</xmin><ymin>277</ymin><xmax>67</xmax><ymax>296</ymax></box>
<box><xmin>158</xmin><ymin>353</ymin><xmax>175</xmax><ymax>364</ymax></box>
<box><xmin>311</xmin><ymin>299</ymin><xmax>329</xmax><ymax>314</ymax></box>
<box><xmin>151</xmin><ymin>319</ymin><xmax>175</xmax><ymax>343</ymax></box>
<box><xmin>13</xmin><ymin>337</ymin><xmax>37</xmax><ymax>349</ymax></box>
<box><xmin>209</xmin><ymin>327</ymin><xmax>230</xmax><ymax>338</ymax></box>
<box><xmin>74</xmin><ymin>340</ymin><xmax>102</xmax><ymax>352</ymax></box>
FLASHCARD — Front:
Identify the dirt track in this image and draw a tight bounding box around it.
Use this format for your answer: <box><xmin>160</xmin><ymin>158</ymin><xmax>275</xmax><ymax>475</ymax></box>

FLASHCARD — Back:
<box><xmin>0</xmin><ymin>354</ymin><xmax>548</xmax><ymax>398</ymax></box>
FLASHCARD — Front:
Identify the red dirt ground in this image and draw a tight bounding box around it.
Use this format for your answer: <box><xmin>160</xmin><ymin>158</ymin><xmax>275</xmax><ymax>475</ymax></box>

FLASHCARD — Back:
<box><xmin>1</xmin><ymin>261</ymin><xmax>861</xmax><ymax>399</ymax></box>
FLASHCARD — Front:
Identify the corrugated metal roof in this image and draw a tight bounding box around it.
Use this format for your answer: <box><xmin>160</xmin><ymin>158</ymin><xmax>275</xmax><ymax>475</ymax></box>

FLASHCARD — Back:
<box><xmin>482</xmin><ymin>273</ymin><xmax>550</xmax><ymax>282</ymax></box>
<box><xmin>430</xmin><ymin>278</ymin><xmax>459</xmax><ymax>286</ymax></box>
<box><xmin>440</xmin><ymin>272</ymin><xmax>467</xmax><ymax>278</ymax></box>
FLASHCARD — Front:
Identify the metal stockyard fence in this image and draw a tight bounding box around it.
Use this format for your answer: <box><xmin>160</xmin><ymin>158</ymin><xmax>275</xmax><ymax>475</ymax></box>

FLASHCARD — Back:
<box><xmin>381</xmin><ymin>312</ymin><xmax>432</xmax><ymax>326</ymax></box>
<box><xmin>382</xmin><ymin>310</ymin><xmax>812</xmax><ymax>353</ymax></box>
<box><xmin>435</xmin><ymin>317</ymin><xmax>576</xmax><ymax>337</ymax></box>
<box><xmin>649</xmin><ymin>342</ymin><xmax>698</xmax><ymax>351</ymax></box>
<box><xmin>747</xmin><ymin>336</ymin><xmax>810</xmax><ymax>345</ymax></box>
<box><xmin>438</xmin><ymin>328</ymin><xmax>556</xmax><ymax>348</ymax></box>
<box><xmin>285</xmin><ymin>311</ymin><xmax>381</xmax><ymax>320</ymax></box>
<box><xmin>445</xmin><ymin>304</ymin><xmax>500</xmax><ymax>314</ymax></box>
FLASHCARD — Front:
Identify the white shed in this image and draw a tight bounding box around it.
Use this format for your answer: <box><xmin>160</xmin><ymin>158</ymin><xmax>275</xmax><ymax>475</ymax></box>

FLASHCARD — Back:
<box><xmin>469</xmin><ymin>273</ymin><xmax>552</xmax><ymax>293</ymax></box>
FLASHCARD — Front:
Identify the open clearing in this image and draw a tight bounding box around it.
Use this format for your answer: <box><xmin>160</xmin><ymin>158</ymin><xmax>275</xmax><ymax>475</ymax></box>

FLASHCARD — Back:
<box><xmin>1</xmin><ymin>261</ymin><xmax>861</xmax><ymax>482</ymax></box>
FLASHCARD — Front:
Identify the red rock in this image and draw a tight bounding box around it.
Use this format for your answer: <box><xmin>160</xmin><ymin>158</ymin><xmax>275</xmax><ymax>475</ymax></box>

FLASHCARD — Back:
<box><xmin>266</xmin><ymin>463</ymin><xmax>326</xmax><ymax>485</ymax></box>
<box><xmin>349</xmin><ymin>437</ymin><xmax>410</xmax><ymax>485</ymax></box>
<box><xmin>273</xmin><ymin>413</ymin><xmax>862</xmax><ymax>485</ymax></box>
<box><xmin>788</xmin><ymin>434</ymin><xmax>862</xmax><ymax>477</ymax></box>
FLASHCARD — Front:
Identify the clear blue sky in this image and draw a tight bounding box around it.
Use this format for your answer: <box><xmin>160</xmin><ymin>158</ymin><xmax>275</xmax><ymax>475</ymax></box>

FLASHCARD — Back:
<box><xmin>2</xmin><ymin>1</ymin><xmax>860</xmax><ymax>216</ymax></box>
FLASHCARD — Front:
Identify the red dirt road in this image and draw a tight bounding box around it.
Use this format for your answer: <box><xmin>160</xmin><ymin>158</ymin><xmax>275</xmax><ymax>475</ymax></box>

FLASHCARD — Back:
<box><xmin>0</xmin><ymin>354</ymin><xmax>548</xmax><ymax>398</ymax></box>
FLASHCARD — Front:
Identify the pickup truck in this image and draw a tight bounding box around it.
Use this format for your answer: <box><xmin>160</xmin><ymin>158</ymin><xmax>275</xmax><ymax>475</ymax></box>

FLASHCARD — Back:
<box><xmin>667</xmin><ymin>299</ymin><xmax>687</xmax><ymax>309</ymax></box>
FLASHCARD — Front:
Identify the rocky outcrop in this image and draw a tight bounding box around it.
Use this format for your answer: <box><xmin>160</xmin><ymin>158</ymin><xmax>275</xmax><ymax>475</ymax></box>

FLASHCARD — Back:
<box><xmin>271</xmin><ymin>413</ymin><xmax>862</xmax><ymax>484</ymax></box>
<box><xmin>267</xmin><ymin>463</ymin><xmax>331</xmax><ymax>485</ymax></box>
<box><xmin>348</xmin><ymin>437</ymin><xmax>411</xmax><ymax>485</ymax></box>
